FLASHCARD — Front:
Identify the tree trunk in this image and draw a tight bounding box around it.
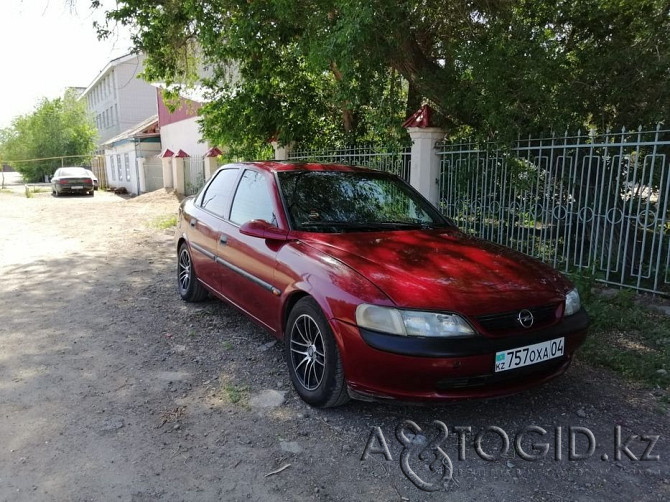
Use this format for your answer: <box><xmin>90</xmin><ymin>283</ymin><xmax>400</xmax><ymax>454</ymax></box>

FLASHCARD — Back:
<box><xmin>330</xmin><ymin>62</ymin><xmax>358</xmax><ymax>135</ymax></box>
<box><xmin>389</xmin><ymin>32</ymin><xmax>475</xmax><ymax>130</ymax></box>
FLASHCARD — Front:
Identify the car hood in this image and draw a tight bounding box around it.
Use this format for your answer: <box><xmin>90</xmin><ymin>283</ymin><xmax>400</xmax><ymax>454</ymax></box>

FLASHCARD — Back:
<box><xmin>300</xmin><ymin>228</ymin><xmax>570</xmax><ymax>315</ymax></box>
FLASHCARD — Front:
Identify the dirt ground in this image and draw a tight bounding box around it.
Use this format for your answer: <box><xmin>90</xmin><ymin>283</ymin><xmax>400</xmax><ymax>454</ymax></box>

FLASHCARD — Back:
<box><xmin>0</xmin><ymin>181</ymin><xmax>669</xmax><ymax>502</ymax></box>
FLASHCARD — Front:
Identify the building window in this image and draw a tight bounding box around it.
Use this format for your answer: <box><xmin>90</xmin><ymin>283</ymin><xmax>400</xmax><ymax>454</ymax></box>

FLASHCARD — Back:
<box><xmin>117</xmin><ymin>154</ymin><xmax>123</xmax><ymax>181</ymax></box>
<box><xmin>109</xmin><ymin>155</ymin><xmax>116</xmax><ymax>181</ymax></box>
<box><xmin>125</xmin><ymin>153</ymin><xmax>131</xmax><ymax>181</ymax></box>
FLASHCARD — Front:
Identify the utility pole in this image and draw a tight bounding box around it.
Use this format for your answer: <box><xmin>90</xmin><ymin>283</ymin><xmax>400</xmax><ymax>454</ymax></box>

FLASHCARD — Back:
<box><xmin>0</xmin><ymin>155</ymin><xmax>4</xmax><ymax>190</ymax></box>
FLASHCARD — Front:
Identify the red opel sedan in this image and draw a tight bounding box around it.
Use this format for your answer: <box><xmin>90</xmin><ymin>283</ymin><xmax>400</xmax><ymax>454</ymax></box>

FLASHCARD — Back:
<box><xmin>175</xmin><ymin>162</ymin><xmax>589</xmax><ymax>407</ymax></box>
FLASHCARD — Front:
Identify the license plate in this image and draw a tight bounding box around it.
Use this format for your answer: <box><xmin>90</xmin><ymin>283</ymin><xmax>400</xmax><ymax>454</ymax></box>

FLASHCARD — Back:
<box><xmin>71</xmin><ymin>186</ymin><xmax>83</xmax><ymax>189</ymax></box>
<box><xmin>494</xmin><ymin>337</ymin><xmax>564</xmax><ymax>372</ymax></box>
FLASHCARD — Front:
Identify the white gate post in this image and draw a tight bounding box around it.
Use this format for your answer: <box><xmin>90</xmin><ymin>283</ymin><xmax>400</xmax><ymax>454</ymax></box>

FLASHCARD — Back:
<box><xmin>204</xmin><ymin>147</ymin><xmax>223</xmax><ymax>180</ymax></box>
<box><xmin>137</xmin><ymin>157</ymin><xmax>147</xmax><ymax>193</ymax></box>
<box><xmin>403</xmin><ymin>105</ymin><xmax>445</xmax><ymax>207</ymax></box>
<box><xmin>172</xmin><ymin>149</ymin><xmax>188</xmax><ymax>195</ymax></box>
<box><xmin>161</xmin><ymin>149</ymin><xmax>174</xmax><ymax>189</ymax></box>
<box><xmin>406</xmin><ymin>128</ymin><xmax>445</xmax><ymax>206</ymax></box>
<box><xmin>272</xmin><ymin>141</ymin><xmax>294</xmax><ymax>161</ymax></box>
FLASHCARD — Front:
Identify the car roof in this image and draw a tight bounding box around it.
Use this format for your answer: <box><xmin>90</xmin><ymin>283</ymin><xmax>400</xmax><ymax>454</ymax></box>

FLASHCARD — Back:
<box><xmin>222</xmin><ymin>161</ymin><xmax>381</xmax><ymax>175</ymax></box>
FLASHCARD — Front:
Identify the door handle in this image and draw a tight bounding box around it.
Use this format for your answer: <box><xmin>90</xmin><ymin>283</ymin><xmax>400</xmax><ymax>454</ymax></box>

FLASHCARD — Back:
<box><xmin>219</xmin><ymin>234</ymin><xmax>228</xmax><ymax>245</ymax></box>
<box><xmin>190</xmin><ymin>218</ymin><xmax>196</xmax><ymax>228</ymax></box>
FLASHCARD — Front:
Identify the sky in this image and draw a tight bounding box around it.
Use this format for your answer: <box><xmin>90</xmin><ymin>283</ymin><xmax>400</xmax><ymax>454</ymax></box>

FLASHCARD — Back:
<box><xmin>0</xmin><ymin>0</ymin><xmax>133</xmax><ymax>129</ymax></box>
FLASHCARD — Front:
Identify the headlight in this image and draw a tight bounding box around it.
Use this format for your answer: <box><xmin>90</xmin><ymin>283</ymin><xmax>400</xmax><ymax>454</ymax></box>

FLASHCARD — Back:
<box><xmin>355</xmin><ymin>304</ymin><xmax>475</xmax><ymax>338</ymax></box>
<box><xmin>564</xmin><ymin>288</ymin><xmax>581</xmax><ymax>316</ymax></box>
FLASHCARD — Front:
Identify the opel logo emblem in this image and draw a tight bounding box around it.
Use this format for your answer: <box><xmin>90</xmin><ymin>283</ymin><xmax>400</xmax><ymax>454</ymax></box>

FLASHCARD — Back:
<box><xmin>517</xmin><ymin>309</ymin><xmax>534</xmax><ymax>328</ymax></box>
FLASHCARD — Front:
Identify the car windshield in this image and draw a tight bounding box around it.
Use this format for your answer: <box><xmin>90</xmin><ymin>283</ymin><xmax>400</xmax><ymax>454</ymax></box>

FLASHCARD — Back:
<box><xmin>277</xmin><ymin>170</ymin><xmax>452</xmax><ymax>233</ymax></box>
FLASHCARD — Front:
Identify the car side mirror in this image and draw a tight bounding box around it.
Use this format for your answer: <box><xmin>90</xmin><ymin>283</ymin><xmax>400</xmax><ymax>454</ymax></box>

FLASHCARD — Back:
<box><xmin>239</xmin><ymin>219</ymin><xmax>290</xmax><ymax>241</ymax></box>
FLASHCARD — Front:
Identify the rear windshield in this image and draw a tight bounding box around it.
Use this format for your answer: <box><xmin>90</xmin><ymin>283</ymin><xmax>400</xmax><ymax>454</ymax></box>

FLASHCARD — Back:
<box><xmin>59</xmin><ymin>168</ymin><xmax>89</xmax><ymax>177</ymax></box>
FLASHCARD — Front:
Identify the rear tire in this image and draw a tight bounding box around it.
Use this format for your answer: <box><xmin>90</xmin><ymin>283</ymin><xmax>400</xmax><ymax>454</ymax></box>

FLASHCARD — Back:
<box><xmin>177</xmin><ymin>243</ymin><xmax>209</xmax><ymax>302</ymax></box>
<box><xmin>285</xmin><ymin>297</ymin><xmax>349</xmax><ymax>408</ymax></box>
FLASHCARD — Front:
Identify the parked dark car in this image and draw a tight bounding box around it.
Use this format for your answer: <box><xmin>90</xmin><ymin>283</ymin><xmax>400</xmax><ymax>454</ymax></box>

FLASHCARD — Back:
<box><xmin>175</xmin><ymin>162</ymin><xmax>589</xmax><ymax>407</ymax></box>
<box><xmin>51</xmin><ymin>167</ymin><xmax>95</xmax><ymax>196</ymax></box>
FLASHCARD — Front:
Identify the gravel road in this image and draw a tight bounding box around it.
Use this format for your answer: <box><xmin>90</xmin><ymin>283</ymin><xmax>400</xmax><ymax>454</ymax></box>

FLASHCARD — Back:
<box><xmin>0</xmin><ymin>185</ymin><xmax>668</xmax><ymax>501</ymax></box>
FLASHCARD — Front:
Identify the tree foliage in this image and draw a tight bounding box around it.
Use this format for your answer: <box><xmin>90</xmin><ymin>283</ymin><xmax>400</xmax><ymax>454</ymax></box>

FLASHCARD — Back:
<box><xmin>95</xmin><ymin>0</ymin><xmax>670</xmax><ymax>149</ymax></box>
<box><xmin>0</xmin><ymin>89</ymin><xmax>97</xmax><ymax>182</ymax></box>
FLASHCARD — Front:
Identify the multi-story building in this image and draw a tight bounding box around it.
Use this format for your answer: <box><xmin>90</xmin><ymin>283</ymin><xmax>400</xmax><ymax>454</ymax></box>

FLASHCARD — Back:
<box><xmin>79</xmin><ymin>53</ymin><xmax>157</xmax><ymax>146</ymax></box>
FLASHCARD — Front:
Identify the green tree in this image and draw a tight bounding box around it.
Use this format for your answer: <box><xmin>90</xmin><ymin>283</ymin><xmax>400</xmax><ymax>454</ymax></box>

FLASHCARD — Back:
<box><xmin>0</xmin><ymin>89</ymin><xmax>97</xmax><ymax>182</ymax></box>
<box><xmin>94</xmin><ymin>0</ymin><xmax>670</xmax><ymax>147</ymax></box>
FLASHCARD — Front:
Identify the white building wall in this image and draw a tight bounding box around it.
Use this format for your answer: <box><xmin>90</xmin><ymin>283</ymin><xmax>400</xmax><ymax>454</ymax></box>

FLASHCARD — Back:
<box><xmin>86</xmin><ymin>68</ymin><xmax>122</xmax><ymax>144</ymax></box>
<box><xmin>160</xmin><ymin>117</ymin><xmax>210</xmax><ymax>157</ymax></box>
<box><xmin>81</xmin><ymin>54</ymin><xmax>157</xmax><ymax>146</ymax></box>
<box><xmin>104</xmin><ymin>140</ymin><xmax>161</xmax><ymax>195</ymax></box>
<box><xmin>135</xmin><ymin>142</ymin><xmax>162</xmax><ymax>162</ymax></box>
<box><xmin>116</xmin><ymin>57</ymin><xmax>158</xmax><ymax>134</ymax></box>
<box><xmin>105</xmin><ymin>142</ymin><xmax>136</xmax><ymax>193</ymax></box>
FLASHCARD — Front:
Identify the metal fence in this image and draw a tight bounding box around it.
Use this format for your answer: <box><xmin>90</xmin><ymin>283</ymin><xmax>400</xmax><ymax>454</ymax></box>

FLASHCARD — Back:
<box><xmin>289</xmin><ymin>146</ymin><xmax>411</xmax><ymax>181</ymax></box>
<box><xmin>90</xmin><ymin>155</ymin><xmax>108</xmax><ymax>190</ymax></box>
<box><xmin>184</xmin><ymin>156</ymin><xmax>206</xmax><ymax>195</ymax></box>
<box><xmin>438</xmin><ymin>126</ymin><xmax>670</xmax><ymax>295</ymax></box>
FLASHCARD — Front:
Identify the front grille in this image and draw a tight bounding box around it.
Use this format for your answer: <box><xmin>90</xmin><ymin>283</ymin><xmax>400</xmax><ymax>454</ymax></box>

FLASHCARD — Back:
<box><xmin>435</xmin><ymin>357</ymin><xmax>568</xmax><ymax>390</ymax></box>
<box><xmin>476</xmin><ymin>304</ymin><xmax>559</xmax><ymax>334</ymax></box>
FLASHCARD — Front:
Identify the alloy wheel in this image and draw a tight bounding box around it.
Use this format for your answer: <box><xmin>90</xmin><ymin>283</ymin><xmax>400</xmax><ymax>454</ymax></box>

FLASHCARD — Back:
<box><xmin>289</xmin><ymin>314</ymin><xmax>326</xmax><ymax>391</ymax></box>
<box><xmin>178</xmin><ymin>247</ymin><xmax>192</xmax><ymax>293</ymax></box>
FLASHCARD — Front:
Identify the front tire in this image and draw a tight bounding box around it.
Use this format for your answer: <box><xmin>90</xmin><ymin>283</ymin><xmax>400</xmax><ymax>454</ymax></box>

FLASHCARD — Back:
<box><xmin>285</xmin><ymin>297</ymin><xmax>349</xmax><ymax>408</ymax></box>
<box><xmin>177</xmin><ymin>243</ymin><xmax>208</xmax><ymax>302</ymax></box>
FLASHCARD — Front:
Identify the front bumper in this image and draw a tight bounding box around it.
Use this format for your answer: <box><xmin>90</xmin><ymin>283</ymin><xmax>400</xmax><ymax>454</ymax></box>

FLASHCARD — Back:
<box><xmin>334</xmin><ymin>309</ymin><xmax>589</xmax><ymax>402</ymax></box>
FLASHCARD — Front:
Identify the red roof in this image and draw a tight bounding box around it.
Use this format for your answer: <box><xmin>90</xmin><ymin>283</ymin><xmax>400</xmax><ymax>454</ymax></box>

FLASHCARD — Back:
<box><xmin>401</xmin><ymin>104</ymin><xmax>437</xmax><ymax>129</ymax></box>
<box><xmin>205</xmin><ymin>147</ymin><xmax>223</xmax><ymax>158</ymax></box>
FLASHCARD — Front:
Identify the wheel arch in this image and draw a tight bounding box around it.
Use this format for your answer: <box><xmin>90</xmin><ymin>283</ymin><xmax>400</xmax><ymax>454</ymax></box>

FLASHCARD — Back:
<box><xmin>176</xmin><ymin>235</ymin><xmax>188</xmax><ymax>254</ymax></box>
<box><xmin>280</xmin><ymin>290</ymin><xmax>311</xmax><ymax>340</ymax></box>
